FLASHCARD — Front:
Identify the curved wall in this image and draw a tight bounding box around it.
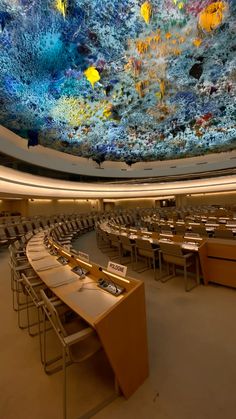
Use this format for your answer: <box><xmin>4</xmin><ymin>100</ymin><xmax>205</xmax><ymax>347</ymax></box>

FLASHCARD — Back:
<box><xmin>0</xmin><ymin>165</ymin><xmax>236</xmax><ymax>199</ymax></box>
<box><xmin>1</xmin><ymin>126</ymin><xmax>236</xmax><ymax>179</ymax></box>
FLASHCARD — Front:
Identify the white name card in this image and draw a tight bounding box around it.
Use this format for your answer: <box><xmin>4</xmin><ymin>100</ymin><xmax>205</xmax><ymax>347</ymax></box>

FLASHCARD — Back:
<box><xmin>107</xmin><ymin>261</ymin><xmax>127</xmax><ymax>277</ymax></box>
<box><xmin>78</xmin><ymin>251</ymin><xmax>90</xmax><ymax>262</ymax></box>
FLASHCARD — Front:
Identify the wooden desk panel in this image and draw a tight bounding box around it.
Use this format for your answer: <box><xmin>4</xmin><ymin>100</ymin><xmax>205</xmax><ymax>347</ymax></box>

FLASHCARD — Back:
<box><xmin>206</xmin><ymin>259</ymin><xmax>236</xmax><ymax>288</ymax></box>
<box><xmin>95</xmin><ymin>283</ymin><xmax>149</xmax><ymax>399</ymax></box>
<box><xmin>202</xmin><ymin>239</ymin><xmax>236</xmax><ymax>287</ymax></box>
<box><xmin>207</xmin><ymin>239</ymin><xmax>236</xmax><ymax>260</ymax></box>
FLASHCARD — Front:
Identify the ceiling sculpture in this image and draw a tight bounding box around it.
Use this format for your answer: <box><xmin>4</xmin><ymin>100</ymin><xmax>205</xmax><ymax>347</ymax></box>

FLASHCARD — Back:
<box><xmin>0</xmin><ymin>1</ymin><xmax>235</xmax><ymax>165</ymax></box>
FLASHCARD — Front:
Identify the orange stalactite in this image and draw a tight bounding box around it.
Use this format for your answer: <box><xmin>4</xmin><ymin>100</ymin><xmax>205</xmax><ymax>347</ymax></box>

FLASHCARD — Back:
<box><xmin>198</xmin><ymin>1</ymin><xmax>228</xmax><ymax>32</ymax></box>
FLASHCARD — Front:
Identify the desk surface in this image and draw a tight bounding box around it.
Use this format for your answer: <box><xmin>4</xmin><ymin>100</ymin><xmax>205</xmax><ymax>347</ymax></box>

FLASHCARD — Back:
<box><xmin>27</xmin><ymin>231</ymin><xmax>149</xmax><ymax>398</ymax></box>
<box><xmin>102</xmin><ymin>222</ymin><xmax>202</xmax><ymax>252</ymax></box>
<box><xmin>27</xmin><ymin>233</ymin><xmax>123</xmax><ymax>326</ymax></box>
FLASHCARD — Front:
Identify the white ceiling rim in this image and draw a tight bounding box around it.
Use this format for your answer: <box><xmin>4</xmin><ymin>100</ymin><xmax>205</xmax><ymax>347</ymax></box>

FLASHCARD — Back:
<box><xmin>0</xmin><ymin>166</ymin><xmax>236</xmax><ymax>199</ymax></box>
<box><xmin>1</xmin><ymin>125</ymin><xmax>236</xmax><ymax>179</ymax></box>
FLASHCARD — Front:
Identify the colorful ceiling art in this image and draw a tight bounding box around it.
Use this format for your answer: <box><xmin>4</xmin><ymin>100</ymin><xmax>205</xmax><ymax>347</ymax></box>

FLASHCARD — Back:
<box><xmin>0</xmin><ymin>1</ymin><xmax>235</xmax><ymax>164</ymax></box>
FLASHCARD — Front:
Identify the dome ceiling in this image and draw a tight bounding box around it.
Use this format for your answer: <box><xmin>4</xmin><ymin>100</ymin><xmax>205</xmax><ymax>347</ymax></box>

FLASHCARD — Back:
<box><xmin>0</xmin><ymin>0</ymin><xmax>236</xmax><ymax>165</ymax></box>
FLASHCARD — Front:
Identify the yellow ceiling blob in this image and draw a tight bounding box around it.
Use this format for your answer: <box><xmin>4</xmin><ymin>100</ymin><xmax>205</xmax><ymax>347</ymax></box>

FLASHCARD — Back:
<box><xmin>51</xmin><ymin>97</ymin><xmax>110</xmax><ymax>126</ymax></box>
<box><xmin>140</xmin><ymin>1</ymin><xmax>152</xmax><ymax>24</ymax></box>
<box><xmin>193</xmin><ymin>38</ymin><xmax>202</xmax><ymax>48</ymax></box>
<box><xmin>198</xmin><ymin>1</ymin><xmax>228</xmax><ymax>32</ymax></box>
<box><xmin>55</xmin><ymin>0</ymin><xmax>67</xmax><ymax>18</ymax></box>
<box><xmin>173</xmin><ymin>0</ymin><xmax>185</xmax><ymax>10</ymax></box>
<box><xmin>84</xmin><ymin>66</ymin><xmax>101</xmax><ymax>88</ymax></box>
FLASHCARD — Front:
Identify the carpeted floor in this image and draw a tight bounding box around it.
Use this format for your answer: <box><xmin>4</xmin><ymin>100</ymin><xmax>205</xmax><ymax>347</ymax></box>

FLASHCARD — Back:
<box><xmin>1</xmin><ymin>231</ymin><xmax>236</xmax><ymax>419</ymax></box>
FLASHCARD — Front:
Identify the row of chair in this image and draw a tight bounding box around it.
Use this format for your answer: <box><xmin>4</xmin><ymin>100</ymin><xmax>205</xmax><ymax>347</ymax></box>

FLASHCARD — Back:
<box><xmin>0</xmin><ymin>213</ymin><xmax>97</xmax><ymax>248</ymax></box>
<box><xmin>144</xmin><ymin>221</ymin><xmax>236</xmax><ymax>239</ymax></box>
<box><xmin>8</xmin><ymin>217</ymin><xmax>102</xmax><ymax>419</ymax></box>
<box><xmin>96</xmin><ymin>224</ymin><xmax>199</xmax><ymax>292</ymax></box>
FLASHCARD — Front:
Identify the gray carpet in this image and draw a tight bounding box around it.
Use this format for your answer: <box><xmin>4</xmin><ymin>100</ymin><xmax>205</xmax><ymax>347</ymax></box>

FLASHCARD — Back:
<box><xmin>1</xmin><ymin>232</ymin><xmax>236</xmax><ymax>419</ymax></box>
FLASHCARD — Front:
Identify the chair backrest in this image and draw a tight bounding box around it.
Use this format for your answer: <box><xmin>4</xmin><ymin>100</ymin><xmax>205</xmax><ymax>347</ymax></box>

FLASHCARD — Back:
<box><xmin>88</xmin><ymin>218</ymin><xmax>93</xmax><ymax>227</ymax></box>
<box><xmin>40</xmin><ymin>289</ymin><xmax>67</xmax><ymax>338</ymax></box>
<box><xmin>109</xmin><ymin>233</ymin><xmax>119</xmax><ymax>242</ymax></box>
<box><xmin>82</xmin><ymin>219</ymin><xmax>89</xmax><ymax>228</ymax></box>
<box><xmin>77</xmin><ymin>220</ymin><xmax>83</xmax><ymax>229</ymax></box>
<box><xmin>71</xmin><ymin>221</ymin><xmax>77</xmax><ymax>230</ymax></box>
<box><xmin>0</xmin><ymin>227</ymin><xmax>7</xmax><ymax>239</ymax></box>
<box><xmin>25</xmin><ymin>231</ymin><xmax>33</xmax><ymax>241</ymax></box>
<box><xmin>214</xmin><ymin>229</ymin><xmax>234</xmax><ymax>239</ymax></box>
<box><xmin>135</xmin><ymin>238</ymin><xmax>152</xmax><ymax>250</ymax></box>
<box><xmin>159</xmin><ymin>242</ymin><xmax>183</xmax><ymax>256</ymax></box>
<box><xmin>39</xmin><ymin>219</ymin><xmax>46</xmax><ymax>228</ymax></box>
<box><xmin>6</xmin><ymin>226</ymin><xmax>17</xmax><ymax>237</ymax></box>
<box><xmin>24</xmin><ymin>222</ymin><xmax>33</xmax><ymax>232</ymax></box>
<box><xmin>21</xmin><ymin>235</ymin><xmax>27</xmax><ymax>246</ymax></box>
<box><xmin>13</xmin><ymin>240</ymin><xmax>21</xmax><ymax>251</ymax></box>
<box><xmin>191</xmin><ymin>226</ymin><xmax>207</xmax><ymax>236</ymax></box>
<box><xmin>33</xmin><ymin>220</ymin><xmax>41</xmax><ymax>229</ymax></box>
<box><xmin>175</xmin><ymin>224</ymin><xmax>186</xmax><ymax>234</ymax></box>
<box><xmin>21</xmin><ymin>273</ymin><xmax>39</xmax><ymax>304</ymax></box>
<box><xmin>120</xmin><ymin>235</ymin><xmax>131</xmax><ymax>245</ymax></box>
<box><xmin>16</xmin><ymin>224</ymin><xmax>25</xmax><ymax>234</ymax></box>
<box><xmin>65</xmin><ymin>221</ymin><xmax>73</xmax><ymax>231</ymax></box>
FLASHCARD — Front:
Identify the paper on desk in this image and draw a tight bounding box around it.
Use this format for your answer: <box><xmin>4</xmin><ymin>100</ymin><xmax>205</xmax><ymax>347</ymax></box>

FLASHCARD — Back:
<box><xmin>31</xmin><ymin>255</ymin><xmax>50</xmax><ymax>261</ymax></box>
<box><xmin>28</xmin><ymin>247</ymin><xmax>46</xmax><ymax>252</ymax></box>
<box><xmin>37</xmin><ymin>264</ymin><xmax>60</xmax><ymax>272</ymax></box>
<box><xmin>50</xmin><ymin>277</ymin><xmax>78</xmax><ymax>287</ymax></box>
<box><xmin>42</xmin><ymin>268</ymin><xmax>78</xmax><ymax>287</ymax></box>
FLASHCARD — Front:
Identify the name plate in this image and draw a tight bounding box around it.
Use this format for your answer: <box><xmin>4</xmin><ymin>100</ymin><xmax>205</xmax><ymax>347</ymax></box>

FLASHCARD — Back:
<box><xmin>78</xmin><ymin>251</ymin><xmax>90</xmax><ymax>262</ymax></box>
<box><xmin>107</xmin><ymin>261</ymin><xmax>127</xmax><ymax>277</ymax></box>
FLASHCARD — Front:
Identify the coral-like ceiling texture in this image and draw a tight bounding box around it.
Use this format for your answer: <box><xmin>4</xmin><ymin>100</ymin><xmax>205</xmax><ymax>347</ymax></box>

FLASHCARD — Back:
<box><xmin>0</xmin><ymin>1</ymin><xmax>235</xmax><ymax>163</ymax></box>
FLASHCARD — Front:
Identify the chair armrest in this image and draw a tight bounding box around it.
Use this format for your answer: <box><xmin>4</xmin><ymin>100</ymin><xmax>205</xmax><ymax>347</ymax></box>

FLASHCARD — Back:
<box><xmin>27</xmin><ymin>275</ymin><xmax>40</xmax><ymax>281</ymax></box>
<box><xmin>16</xmin><ymin>250</ymin><xmax>26</xmax><ymax>256</ymax></box>
<box><xmin>15</xmin><ymin>255</ymin><xmax>27</xmax><ymax>261</ymax></box>
<box><xmin>184</xmin><ymin>253</ymin><xmax>193</xmax><ymax>259</ymax></box>
<box><xmin>15</xmin><ymin>264</ymin><xmax>31</xmax><ymax>271</ymax></box>
<box><xmin>31</xmin><ymin>280</ymin><xmax>43</xmax><ymax>287</ymax></box>
<box><xmin>64</xmin><ymin>327</ymin><xmax>94</xmax><ymax>346</ymax></box>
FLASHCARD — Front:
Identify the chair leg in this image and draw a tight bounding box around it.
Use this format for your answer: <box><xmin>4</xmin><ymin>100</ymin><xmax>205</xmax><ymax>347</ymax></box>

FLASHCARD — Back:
<box><xmin>196</xmin><ymin>256</ymin><xmax>200</xmax><ymax>285</ymax></box>
<box><xmin>63</xmin><ymin>345</ymin><xmax>67</xmax><ymax>419</ymax></box>
<box><xmin>38</xmin><ymin>307</ymin><xmax>44</xmax><ymax>364</ymax></box>
<box><xmin>42</xmin><ymin>310</ymin><xmax>70</xmax><ymax>374</ymax></box>
<box><xmin>153</xmin><ymin>257</ymin><xmax>156</xmax><ymax>280</ymax></box>
<box><xmin>131</xmin><ymin>249</ymin><xmax>134</xmax><ymax>270</ymax></box>
<box><xmin>160</xmin><ymin>261</ymin><xmax>175</xmax><ymax>283</ymax></box>
<box><xmin>185</xmin><ymin>261</ymin><xmax>199</xmax><ymax>292</ymax></box>
<box><xmin>184</xmin><ymin>265</ymin><xmax>188</xmax><ymax>292</ymax></box>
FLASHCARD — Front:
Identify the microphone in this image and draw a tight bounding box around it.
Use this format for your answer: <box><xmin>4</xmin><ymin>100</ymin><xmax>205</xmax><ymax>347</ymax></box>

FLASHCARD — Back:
<box><xmin>98</xmin><ymin>266</ymin><xmax>118</xmax><ymax>294</ymax></box>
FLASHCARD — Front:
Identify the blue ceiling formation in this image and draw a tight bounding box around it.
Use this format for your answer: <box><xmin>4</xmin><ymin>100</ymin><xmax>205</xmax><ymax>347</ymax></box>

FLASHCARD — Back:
<box><xmin>0</xmin><ymin>1</ymin><xmax>235</xmax><ymax>164</ymax></box>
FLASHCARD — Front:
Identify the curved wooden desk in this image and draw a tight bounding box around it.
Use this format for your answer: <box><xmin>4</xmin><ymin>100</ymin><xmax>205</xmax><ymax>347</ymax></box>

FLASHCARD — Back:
<box><xmin>102</xmin><ymin>221</ymin><xmax>236</xmax><ymax>289</ymax></box>
<box><xmin>99</xmin><ymin>221</ymin><xmax>207</xmax><ymax>282</ymax></box>
<box><xmin>26</xmin><ymin>231</ymin><xmax>149</xmax><ymax>398</ymax></box>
